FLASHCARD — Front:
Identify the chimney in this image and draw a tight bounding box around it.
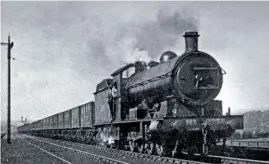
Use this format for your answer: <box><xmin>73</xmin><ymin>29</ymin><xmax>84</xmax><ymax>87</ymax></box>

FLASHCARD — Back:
<box><xmin>183</xmin><ymin>31</ymin><xmax>200</xmax><ymax>53</ymax></box>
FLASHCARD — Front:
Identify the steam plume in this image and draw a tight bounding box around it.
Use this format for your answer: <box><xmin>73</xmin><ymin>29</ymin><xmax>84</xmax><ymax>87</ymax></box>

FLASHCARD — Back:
<box><xmin>90</xmin><ymin>9</ymin><xmax>199</xmax><ymax>66</ymax></box>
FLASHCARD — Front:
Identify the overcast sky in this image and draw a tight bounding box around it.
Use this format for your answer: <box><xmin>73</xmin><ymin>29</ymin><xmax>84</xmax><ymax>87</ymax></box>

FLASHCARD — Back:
<box><xmin>1</xmin><ymin>1</ymin><xmax>269</xmax><ymax>122</ymax></box>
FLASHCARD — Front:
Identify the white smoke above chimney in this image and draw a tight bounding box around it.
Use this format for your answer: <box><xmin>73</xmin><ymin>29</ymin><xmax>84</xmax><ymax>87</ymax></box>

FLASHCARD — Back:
<box><xmin>89</xmin><ymin>8</ymin><xmax>199</xmax><ymax>67</ymax></box>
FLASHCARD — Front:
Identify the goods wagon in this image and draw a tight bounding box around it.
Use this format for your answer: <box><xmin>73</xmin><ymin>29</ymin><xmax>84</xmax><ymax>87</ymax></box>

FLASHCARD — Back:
<box><xmin>31</xmin><ymin>122</ymin><xmax>36</xmax><ymax>130</ymax></box>
<box><xmin>52</xmin><ymin>114</ymin><xmax>58</xmax><ymax>129</ymax></box>
<box><xmin>40</xmin><ymin>120</ymin><xmax>44</xmax><ymax>130</ymax></box>
<box><xmin>58</xmin><ymin>112</ymin><xmax>64</xmax><ymax>129</ymax></box>
<box><xmin>36</xmin><ymin>120</ymin><xmax>42</xmax><ymax>130</ymax></box>
<box><xmin>81</xmin><ymin>101</ymin><xmax>95</xmax><ymax>128</ymax></box>
<box><xmin>43</xmin><ymin>117</ymin><xmax>49</xmax><ymax>129</ymax></box>
<box><xmin>71</xmin><ymin>107</ymin><xmax>80</xmax><ymax>128</ymax></box>
<box><xmin>49</xmin><ymin>116</ymin><xmax>53</xmax><ymax>129</ymax></box>
<box><xmin>64</xmin><ymin>110</ymin><xmax>71</xmax><ymax>129</ymax></box>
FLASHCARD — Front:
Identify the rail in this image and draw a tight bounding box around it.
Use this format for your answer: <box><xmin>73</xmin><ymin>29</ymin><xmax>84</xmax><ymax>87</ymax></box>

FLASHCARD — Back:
<box><xmin>182</xmin><ymin>151</ymin><xmax>269</xmax><ymax>164</ymax></box>
<box><xmin>26</xmin><ymin>136</ymin><xmax>130</xmax><ymax>164</ymax></box>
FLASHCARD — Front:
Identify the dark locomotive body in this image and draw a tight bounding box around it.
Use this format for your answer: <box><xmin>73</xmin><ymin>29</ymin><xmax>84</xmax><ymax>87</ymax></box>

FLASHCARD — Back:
<box><xmin>18</xmin><ymin>32</ymin><xmax>244</xmax><ymax>157</ymax></box>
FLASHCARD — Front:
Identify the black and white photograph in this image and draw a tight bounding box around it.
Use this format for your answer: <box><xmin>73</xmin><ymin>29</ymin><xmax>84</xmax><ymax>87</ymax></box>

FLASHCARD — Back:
<box><xmin>1</xmin><ymin>1</ymin><xmax>269</xmax><ymax>164</ymax></box>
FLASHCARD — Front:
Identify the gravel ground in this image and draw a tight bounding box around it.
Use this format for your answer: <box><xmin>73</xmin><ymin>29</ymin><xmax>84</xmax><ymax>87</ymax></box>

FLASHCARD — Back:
<box><xmin>1</xmin><ymin>134</ymin><xmax>66</xmax><ymax>164</ymax></box>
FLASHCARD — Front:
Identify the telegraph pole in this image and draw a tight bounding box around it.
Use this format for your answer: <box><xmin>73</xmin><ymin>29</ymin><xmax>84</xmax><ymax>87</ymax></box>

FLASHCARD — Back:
<box><xmin>1</xmin><ymin>35</ymin><xmax>14</xmax><ymax>144</ymax></box>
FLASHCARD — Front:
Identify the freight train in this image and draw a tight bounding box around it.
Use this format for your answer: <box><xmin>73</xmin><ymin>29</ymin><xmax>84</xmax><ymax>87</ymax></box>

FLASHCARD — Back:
<box><xmin>18</xmin><ymin>32</ymin><xmax>244</xmax><ymax>157</ymax></box>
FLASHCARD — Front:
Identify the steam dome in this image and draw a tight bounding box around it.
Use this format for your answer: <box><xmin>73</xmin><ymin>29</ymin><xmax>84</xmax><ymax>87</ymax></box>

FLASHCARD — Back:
<box><xmin>160</xmin><ymin>51</ymin><xmax>177</xmax><ymax>63</ymax></box>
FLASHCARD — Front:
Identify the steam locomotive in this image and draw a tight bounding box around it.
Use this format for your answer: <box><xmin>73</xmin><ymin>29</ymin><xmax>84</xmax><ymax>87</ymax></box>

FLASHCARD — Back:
<box><xmin>18</xmin><ymin>32</ymin><xmax>244</xmax><ymax>157</ymax></box>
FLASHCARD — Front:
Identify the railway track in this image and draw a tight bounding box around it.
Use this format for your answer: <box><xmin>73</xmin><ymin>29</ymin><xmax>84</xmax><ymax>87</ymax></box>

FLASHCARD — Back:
<box><xmin>208</xmin><ymin>155</ymin><xmax>269</xmax><ymax>164</ymax></box>
<box><xmin>181</xmin><ymin>151</ymin><xmax>269</xmax><ymax>164</ymax></box>
<box><xmin>24</xmin><ymin>140</ymin><xmax>74</xmax><ymax>164</ymax></box>
<box><xmin>25</xmin><ymin>136</ymin><xmax>130</xmax><ymax>164</ymax></box>
<box><xmin>24</xmin><ymin>135</ymin><xmax>269</xmax><ymax>164</ymax></box>
<box><xmin>24</xmin><ymin>135</ymin><xmax>205</xmax><ymax>164</ymax></box>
